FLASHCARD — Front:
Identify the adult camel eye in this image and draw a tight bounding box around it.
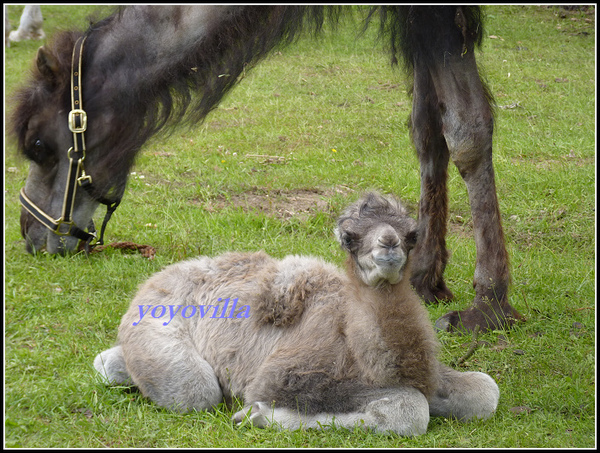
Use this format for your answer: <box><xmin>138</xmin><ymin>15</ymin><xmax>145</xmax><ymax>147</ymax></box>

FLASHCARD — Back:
<box><xmin>26</xmin><ymin>139</ymin><xmax>48</xmax><ymax>163</ymax></box>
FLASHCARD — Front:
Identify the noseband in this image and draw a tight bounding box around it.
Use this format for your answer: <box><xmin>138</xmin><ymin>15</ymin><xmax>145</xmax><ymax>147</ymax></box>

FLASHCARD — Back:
<box><xmin>19</xmin><ymin>36</ymin><xmax>121</xmax><ymax>252</ymax></box>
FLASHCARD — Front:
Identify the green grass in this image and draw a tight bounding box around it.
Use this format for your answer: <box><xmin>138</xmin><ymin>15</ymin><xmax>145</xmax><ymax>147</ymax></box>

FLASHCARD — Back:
<box><xmin>4</xmin><ymin>5</ymin><xmax>595</xmax><ymax>448</ymax></box>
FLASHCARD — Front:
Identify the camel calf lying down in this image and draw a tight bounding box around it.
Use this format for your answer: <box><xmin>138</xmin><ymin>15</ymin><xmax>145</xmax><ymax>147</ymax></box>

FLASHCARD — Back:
<box><xmin>95</xmin><ymin>192</ymin><xmax>499</xmax><ymax>436</ymax></box>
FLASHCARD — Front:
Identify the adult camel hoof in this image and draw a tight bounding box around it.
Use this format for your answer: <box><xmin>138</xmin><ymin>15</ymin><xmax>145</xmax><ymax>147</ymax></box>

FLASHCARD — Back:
<box><xmin>435</xmin><ymin>298</ymin><xmax>523</xmax><ymax>334</ymax></box>
<box><xmin>411</xmin><ymin>277</ymin><xmax>455</xmax><ymax>305</ymax></box>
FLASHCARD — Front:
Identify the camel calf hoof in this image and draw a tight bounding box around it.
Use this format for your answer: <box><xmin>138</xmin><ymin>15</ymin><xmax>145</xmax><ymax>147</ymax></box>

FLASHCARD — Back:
<box><xmin>232</xmin><ymin>402</ymin><xmax>272</xmax><ymax>428</ymax></box>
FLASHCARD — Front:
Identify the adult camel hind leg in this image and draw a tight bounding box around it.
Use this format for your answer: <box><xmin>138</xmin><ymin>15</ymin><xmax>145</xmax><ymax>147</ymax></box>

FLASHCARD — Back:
<box><xmin>409</xmin><ymin>8</ymin><xmax>522</xmax><ymax>332</ymax></box>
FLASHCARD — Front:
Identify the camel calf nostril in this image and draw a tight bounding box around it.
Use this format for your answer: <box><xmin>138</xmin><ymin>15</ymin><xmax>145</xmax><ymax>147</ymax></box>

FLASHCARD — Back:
<box><xmin>377</xmin><ymin>236</ymin><xmax>400</xmax><ymax>250</ymax></box>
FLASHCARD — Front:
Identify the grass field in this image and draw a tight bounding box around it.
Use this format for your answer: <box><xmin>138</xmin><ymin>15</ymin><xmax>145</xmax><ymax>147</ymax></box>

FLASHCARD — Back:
<box><xmin>4</xmin><ymin>5</ymin><xmax>596</xmax><ymax>448</ymax></box>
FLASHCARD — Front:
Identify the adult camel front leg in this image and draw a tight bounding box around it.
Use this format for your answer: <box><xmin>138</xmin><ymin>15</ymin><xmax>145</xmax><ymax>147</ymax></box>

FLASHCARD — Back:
<box><xmin>409</xmin><ymin>59</ymin><xmax>455</xmax><ymax>305</ymax></box>
<box><xmin>424</xmin><ymin>40</ymin><xmax>521</xmax><ymax>333</ymax></box>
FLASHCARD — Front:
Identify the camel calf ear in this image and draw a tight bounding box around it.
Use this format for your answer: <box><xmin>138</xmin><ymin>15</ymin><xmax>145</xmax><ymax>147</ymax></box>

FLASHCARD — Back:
<box><xmin>406</xmin><ymin>230</ymin><xmax>418</xmax><ymax>251</ymax></box>
<box><xmin>36</xmin><ymin>46</ymin><xmax>60</xmax><ymax>82</ymax></box>
<box><xmin>335</xmin><ymin>226</ymin><xmax>358</xmax><ymax>252</ymax></box>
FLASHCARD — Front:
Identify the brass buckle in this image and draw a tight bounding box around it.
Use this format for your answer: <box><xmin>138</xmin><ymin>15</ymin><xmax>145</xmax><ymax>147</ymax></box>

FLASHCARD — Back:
<box><xmin>78</xmin><ymin>173</ymin><xmax>93</xmax><ymax>186</ymax></box>
<box><xmin>54</xmin><ymin>218</ymin><xmax>76</xmax><ymax>236</ymax></box>
<box><xmin>68</xmin><ymin>109</ymin><xmax>87</xmax><ymax>133</ymax></box>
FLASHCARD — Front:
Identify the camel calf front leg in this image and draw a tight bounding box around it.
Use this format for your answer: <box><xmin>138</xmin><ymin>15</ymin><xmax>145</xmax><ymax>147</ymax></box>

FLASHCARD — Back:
<box><xmin>233</xmin><ymin>387</ymin><xmax>430</xmax><ymax>436</ymax></box>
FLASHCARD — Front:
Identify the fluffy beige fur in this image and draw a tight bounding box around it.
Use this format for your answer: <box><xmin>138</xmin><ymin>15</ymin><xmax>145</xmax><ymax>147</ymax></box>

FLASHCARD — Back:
<box><xmin>95</xmin><ymin>192</ymin><xmax>499</xmax><ymax>436</ymax></box>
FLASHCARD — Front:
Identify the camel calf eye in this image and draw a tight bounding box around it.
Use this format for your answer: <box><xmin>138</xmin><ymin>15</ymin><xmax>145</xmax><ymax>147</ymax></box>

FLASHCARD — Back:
<box><xmin>341</xmin><ymin>232</ymin><xmax>359</xmax><ymax>250</ymax></box>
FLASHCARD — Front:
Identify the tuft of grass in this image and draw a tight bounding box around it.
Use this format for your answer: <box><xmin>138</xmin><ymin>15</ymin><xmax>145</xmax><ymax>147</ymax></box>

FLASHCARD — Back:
<box><xmin>4</xmin><ymin>5</ymin><xmax>595</xmax><ymax>448</ymax></box>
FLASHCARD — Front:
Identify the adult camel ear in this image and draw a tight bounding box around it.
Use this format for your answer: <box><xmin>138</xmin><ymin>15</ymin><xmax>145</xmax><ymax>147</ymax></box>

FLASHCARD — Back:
<box><xmin>36</xmin><ymin>46</ymin><xmax>59</xmax><ymax>82</ymax></box>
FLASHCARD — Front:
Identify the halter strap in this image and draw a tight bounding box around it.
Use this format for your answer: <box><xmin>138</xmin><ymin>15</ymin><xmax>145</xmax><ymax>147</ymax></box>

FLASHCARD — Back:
<box><xmin>19</xmin><ymin>35</ymin><xmax>122</xmax><ymax>252</ymax></box>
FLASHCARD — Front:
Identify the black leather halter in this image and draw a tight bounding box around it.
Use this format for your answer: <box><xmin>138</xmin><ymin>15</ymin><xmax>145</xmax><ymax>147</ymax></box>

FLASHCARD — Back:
<box><xmin>19</xmin><ymin>36</ymin><xmax>121</xmax><ymax>252</ymax></box>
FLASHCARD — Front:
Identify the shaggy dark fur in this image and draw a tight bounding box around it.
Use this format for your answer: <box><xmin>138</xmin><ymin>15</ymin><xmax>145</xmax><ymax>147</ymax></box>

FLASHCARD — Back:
<box><xmin>10</xmin><ymin>5</ymin><xmax>520</xmax><ymax>332</ymax></box>
<box><xmin>11</xmin><ymin>6</ymin><xmax>486</xmax><ymax>197</ymax></box>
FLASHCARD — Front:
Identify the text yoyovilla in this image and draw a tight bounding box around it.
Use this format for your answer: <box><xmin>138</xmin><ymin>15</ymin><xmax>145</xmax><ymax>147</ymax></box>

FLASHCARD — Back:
<box><xmin>133</xmin><ymin>298</ymin><xmax>249</xmax><ymax>326</ymax></box>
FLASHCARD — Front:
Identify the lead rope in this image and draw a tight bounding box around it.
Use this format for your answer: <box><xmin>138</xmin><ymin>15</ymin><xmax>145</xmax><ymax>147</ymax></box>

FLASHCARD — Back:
<box><xmin>88</xmin><ymin>241</ymin><xmax>156</xmax><ymax>260</ymax></box>
<box><xmin>82</xmin><ymin>198</ymin><xmax>120</xmax><ymax>254</ymax></box>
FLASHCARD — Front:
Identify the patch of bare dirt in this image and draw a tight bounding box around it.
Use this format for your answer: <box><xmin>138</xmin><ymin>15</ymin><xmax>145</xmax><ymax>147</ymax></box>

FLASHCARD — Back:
<box><xmin>510</xmin><ymin>154</ymin><xmax>594</xmax><ymax>171</ymax></box>
<box><xmin>197</xmin><ymin>186</ymin><xmax>355</xmax><ymax>221</ymax></box>
<box><xmin>447</xmin><ymin>213</ymin><xmax>474</xmax><ymax>239</ymax></box>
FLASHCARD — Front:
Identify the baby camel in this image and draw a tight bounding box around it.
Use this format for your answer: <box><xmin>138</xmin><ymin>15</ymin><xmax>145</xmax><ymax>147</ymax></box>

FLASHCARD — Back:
<box><xmin>94</xmin><ymin>192</ymin><xmax>499</xmax><ymax>436</ymax></box>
